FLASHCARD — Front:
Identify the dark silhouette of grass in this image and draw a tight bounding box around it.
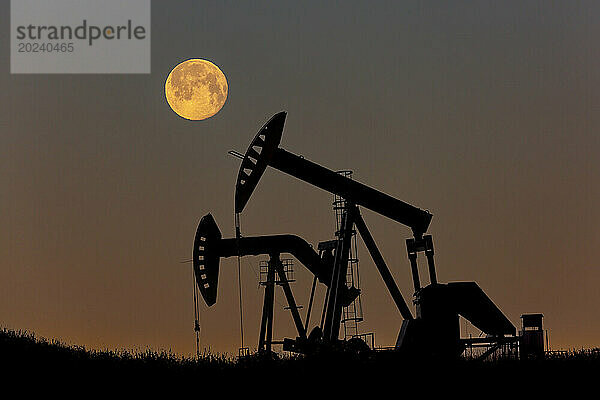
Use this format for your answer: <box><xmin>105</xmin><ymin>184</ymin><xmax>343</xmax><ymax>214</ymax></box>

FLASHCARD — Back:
<box><xmin>2</xmin><ymin>327</ymin><xmax>598</xmax><ymax>385</ymax></box>
<box><xmin>0</xmin><ymin>328</ymin><xmax>233</xmax><ymax>378</ymax></box>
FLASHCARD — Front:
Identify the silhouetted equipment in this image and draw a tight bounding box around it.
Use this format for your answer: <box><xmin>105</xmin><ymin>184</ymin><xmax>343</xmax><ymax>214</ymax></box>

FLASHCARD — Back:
<box><xmin>233</xmin><ymin>112</ymin><xmax>427</xmax><ymax>345</ymax></box>
<box><xmin>194</xmin><ymin>214</ymin><xmax>359</xmax><ymax>305</ymax></box>
<box><xmin>193</xmin><ymin>213</ymin><xmax>359</xmax><ymax>352</ymax></box>
<box><xmin>193</xmin><ymin>111</ymin><xmax>540</xmax><ymax>360</ymax></box>
<box><xmin>231</xmin><ymin>111</ymin><xmax>517</xmax><ymax>355</ymax></box>
<box><xmin>332</xmin><ymin>171</ymin><xmax>373</xmax><ymax>347</ymax></box>
<box><xmin>234</xmin><ymin>112</ymin><xmax>432</xmax><ymax>238</ymax></box>
<box><xmin>191</xmin><ymin>263</ymin><xmax>201</xmax><ymax>358</ymax></box>
<box><xmin>397</xmin><ymin>282</ymin><xmax>517</xmax><ymax>358</ymax></box>
<box><xmin>520</xmin><ymin>313</ymin><xmax>545</xmax><ymax>359</ymax></box>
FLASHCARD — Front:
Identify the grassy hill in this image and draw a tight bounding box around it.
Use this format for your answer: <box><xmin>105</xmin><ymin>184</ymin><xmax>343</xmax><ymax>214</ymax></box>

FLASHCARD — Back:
<box><xmin>2</xmin><ymin>327</ymin><xmax>598</xmax><ymax>384</ymax></box>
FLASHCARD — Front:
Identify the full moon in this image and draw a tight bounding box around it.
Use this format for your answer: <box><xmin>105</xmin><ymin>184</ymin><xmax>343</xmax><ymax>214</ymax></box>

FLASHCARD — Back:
<box><xmin>165</xmin><ymin>59</ymin><xmax>228</xmax><ymax>120</ymax></box>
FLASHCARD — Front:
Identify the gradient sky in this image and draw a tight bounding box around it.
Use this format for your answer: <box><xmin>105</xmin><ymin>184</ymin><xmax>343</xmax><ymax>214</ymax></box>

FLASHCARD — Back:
<box><xmin>1</xmin><ymin>1</ymin><xmax>599</xmax><ymax>356</ymax></box>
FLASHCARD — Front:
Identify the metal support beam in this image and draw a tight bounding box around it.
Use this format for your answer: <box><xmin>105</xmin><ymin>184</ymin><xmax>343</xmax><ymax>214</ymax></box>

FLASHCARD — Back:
<box><xmin>354</xmin><ymin>210</ymin><xmax>413</xmax><ymax>320</ymax></box>
<box><xmin>407</xmin><ymin>249</ymin><xmax>421</xmax><ymax>292</ymax></box>
<box><xmin>258</xmin><ymin>278</ymin><xmax>269</xmax><ymax>350</ymax></box>
<box><xmin>305</xmin><ymin>276</ymin><xmax>318</xmax><ymax>332</ymax></box>
<box><xmin>406</xmin><ymin>239</ymin><xmax>421</xmax><ymax>292</ymax></box>
<box><xmin>424</xmin><ymin>235</ymin><xmax>437</xmax><ymax>285</ymax></box>
<box><xmin>265</xmin><ymin>255</ymin><xmax>277</xmax><ymax>353</ymax></box>
<box><xmin>274</xmin><ymin>259</ymin><xmax>307</xmax><ymax>339</ymax></box>
<box><xmin>258</xmin><ymin>254</ymin><xmax>277</xmax><ymax>352</ymax></box>
<box><xmin>477</xmin><ymin>344</ymin><xmax>502</xmax><ymax>361</ymax></box>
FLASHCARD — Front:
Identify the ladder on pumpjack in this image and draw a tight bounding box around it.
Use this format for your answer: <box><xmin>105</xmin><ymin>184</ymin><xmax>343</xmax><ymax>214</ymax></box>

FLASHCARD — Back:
<box><xmin>333</xmin><ymin>171</ymin><xmax>372</xmax><ymax>347</ymax></box>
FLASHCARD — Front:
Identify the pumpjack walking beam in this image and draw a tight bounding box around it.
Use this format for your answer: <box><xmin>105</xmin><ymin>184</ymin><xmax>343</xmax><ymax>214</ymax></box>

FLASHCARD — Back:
<box><xmin>234</xmin><ymin>112</ymin><xmax>433</xmax><ymax>239</ymax></box>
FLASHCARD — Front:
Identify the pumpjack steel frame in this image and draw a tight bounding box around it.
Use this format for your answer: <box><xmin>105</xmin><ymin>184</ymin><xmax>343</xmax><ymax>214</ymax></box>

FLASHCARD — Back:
<box><xmin>233</xmin><ymin>112</ymin><xmax>443</xmax><ymax>345</ymax></box>
<box><xmin>193</xmin><ymin>213</ymin><xmax>359</xmax><ymax>353</ymax></box>
<box><xmin>194</xmin><ymin>111</ymin><xmax>519</xmax><ymax>358</ymax></box>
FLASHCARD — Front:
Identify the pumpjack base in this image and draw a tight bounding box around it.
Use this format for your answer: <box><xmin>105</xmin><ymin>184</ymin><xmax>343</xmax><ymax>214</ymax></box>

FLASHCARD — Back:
<box><xmin>396</xmin><ymin>282</ymin><xmax>516</xmax><ymax>359</ymax></box>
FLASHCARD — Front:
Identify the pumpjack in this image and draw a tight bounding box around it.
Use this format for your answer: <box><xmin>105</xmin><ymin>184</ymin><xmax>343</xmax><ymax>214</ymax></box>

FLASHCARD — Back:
<box><xmin>193</xmin><ymin>213</ymin><xmax>359</xmax><ymax>354</ymax></box>
<box><xmin>193</xmin><ymin>111</ymin><xmax>519</xmax><ymax>359</ymax></box>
